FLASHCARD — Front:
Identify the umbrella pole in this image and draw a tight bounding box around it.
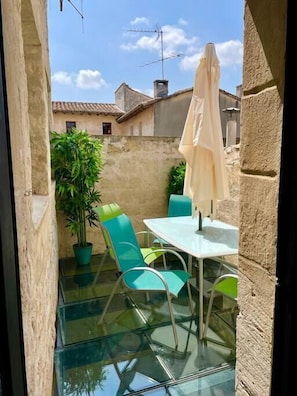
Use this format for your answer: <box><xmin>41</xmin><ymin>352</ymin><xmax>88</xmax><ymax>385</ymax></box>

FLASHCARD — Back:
<box><xmin>198</xmin><ymin>211</ymin><xmax>202</xmax><ymax>231</ymax></box>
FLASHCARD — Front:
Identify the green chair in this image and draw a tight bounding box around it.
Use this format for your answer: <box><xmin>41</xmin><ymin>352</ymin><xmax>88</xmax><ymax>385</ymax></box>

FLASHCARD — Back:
<box><xmin>203</xmin><ymin>273</ymin><xmax>238</xmax><ymax>339</ymax></box>
<box><xmin>92</xmin><ymin>203</ymin><xmax>123</xmax><ymax>285</ymax></box>
<box><xmin>98</xmin><ymin>213</ymin><xmax>194</xmax><ymax>349</ymax></box>
<box><xmin>92</xmin><ymin>203</ymin><xmax>166</xmax><ymax>285</ymax></box>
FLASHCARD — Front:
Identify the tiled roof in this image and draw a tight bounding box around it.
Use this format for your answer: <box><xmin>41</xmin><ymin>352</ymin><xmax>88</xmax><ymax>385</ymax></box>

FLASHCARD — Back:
<box><xmin>116</xmin><ymin>87</ymin><xmax>241</xmax><ymax>123</ymax></box>
<box><xmin>52</xmin><ymin>101</ymin><xmax>124</xmax><ymax>116</ymax></box>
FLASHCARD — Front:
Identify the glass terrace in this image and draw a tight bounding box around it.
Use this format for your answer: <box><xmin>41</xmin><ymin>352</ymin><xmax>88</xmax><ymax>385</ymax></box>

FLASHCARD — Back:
<box><xmin>54</xmin><ymin>253</ymin><xmax>238</xmax><ymax>395</ymax></box>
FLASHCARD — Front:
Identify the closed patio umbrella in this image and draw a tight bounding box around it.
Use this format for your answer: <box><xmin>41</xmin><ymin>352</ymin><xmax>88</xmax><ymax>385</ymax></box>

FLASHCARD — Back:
<box><xmin>178</xmin><ymin>42</ymin><xmax>229</xmax><ymax>230</ymax></box>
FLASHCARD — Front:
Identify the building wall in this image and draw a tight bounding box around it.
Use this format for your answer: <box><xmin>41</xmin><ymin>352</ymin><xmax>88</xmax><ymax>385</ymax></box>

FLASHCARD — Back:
<box><xmin>115</xmin><ymin>82</ymin><xmax>152</xmax><ymax>112</ymax></box>
<box><xmin>154</xmin><ymin>90</ymin><xmax>192</xmax><ymax>137</ymax></box>
<box><xmin>154</xmin><ymin>90</ymin><xmax>241</xmax><ymax>139</ymax></box>
<box><xmin>236</xmin><ymin>1</ymin><xmax>286</xmax><ymax>395</ymax></box>
<box><xmin>117</xmin><ymin>106</ymin><xmax>155</xmax><ymax>136</ymax></box>
<box><xmin>2</xmin><ymin>0</ymin><xmax>59</xmax><ymax>395</ymax></box>
<box><xmin>53</xmin><ymin>112</ymin><xmax>123</xmax><ymax>135</ymax></box>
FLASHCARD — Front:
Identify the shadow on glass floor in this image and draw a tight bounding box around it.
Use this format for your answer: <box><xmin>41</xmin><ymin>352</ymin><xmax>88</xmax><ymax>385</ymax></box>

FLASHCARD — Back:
<box><xmin>55</xmin><ymin>255</ymin><xmax>237</xmax><ymax>395</ymax></box>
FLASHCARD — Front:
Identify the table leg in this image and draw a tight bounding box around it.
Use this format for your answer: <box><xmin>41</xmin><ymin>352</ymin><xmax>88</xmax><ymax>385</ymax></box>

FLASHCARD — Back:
<box><xmin>188</xmin><ymin>255</ymin><xmax>193</xmax><ymax>275</ymax></box>
<box><xmin>198</xmin><ymin>258</ymin><xmax>204</xmax><ymax>339</ymax></box>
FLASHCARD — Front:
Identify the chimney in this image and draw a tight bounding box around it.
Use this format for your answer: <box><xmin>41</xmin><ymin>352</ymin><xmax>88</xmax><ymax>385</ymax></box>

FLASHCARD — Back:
<box><xmin>154</xmin><ymin>80</ymin><xmax>168</xmax><ymax>98</ymax></box>
<box><xmin>236</xmin><ymin>84</ymin><xmax>243</xmax><ymax>98</ymax></box>
<box><xmin>222</xmin><ymin>107</ymin><xmax>240</xmax><ymax>147</ymax></box>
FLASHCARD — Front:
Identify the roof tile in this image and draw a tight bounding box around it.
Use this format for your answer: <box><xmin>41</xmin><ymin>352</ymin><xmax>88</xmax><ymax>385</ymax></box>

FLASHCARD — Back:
<box><xmin>52</xmin><ymin>101</ymin><xmax>124</xmax><ymax>116</ymax></box>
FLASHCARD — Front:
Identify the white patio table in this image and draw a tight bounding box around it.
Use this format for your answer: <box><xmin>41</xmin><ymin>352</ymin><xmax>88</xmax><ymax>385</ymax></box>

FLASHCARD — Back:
<box><xmin>143</xmin><ymin>216</ymin><xmax>238</xmax><ymax>339</ymax></box>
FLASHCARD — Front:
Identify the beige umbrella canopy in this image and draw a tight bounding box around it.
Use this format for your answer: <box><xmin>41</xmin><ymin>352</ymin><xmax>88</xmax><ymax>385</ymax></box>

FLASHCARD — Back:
<box><xmin>178</xmin><ymin>42</ymin><xmax>229</xmax><ymax>229</ymax></box>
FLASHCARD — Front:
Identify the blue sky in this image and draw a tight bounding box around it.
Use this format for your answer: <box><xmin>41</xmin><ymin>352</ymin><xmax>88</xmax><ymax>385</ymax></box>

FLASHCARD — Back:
<box><xmin>48</xmin><ymin>0</ymin><xmax>244</xmax><ymax>104</ymax></box>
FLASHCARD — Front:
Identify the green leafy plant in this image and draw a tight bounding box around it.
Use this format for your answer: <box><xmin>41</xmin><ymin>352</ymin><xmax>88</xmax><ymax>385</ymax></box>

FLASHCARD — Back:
<box><xmin>50</xmin><ymin>128</ymin><xmax>104</xmax><ymax>247</ymax></box>
<box><xmin>166</xmin><ymin>162</ymin><xmax>186</xmax><ymax>200</ymax></box>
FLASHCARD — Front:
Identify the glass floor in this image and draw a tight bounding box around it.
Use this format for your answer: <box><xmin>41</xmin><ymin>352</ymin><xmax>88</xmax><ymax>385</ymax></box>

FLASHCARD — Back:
<box><xmin>54</xmin><ymin>254</ymin><xmax>237</xmax><ymax>395</ymax></box>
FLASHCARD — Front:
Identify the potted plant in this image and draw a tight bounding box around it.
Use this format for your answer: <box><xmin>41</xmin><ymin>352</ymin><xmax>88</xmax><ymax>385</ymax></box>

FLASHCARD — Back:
<box><xmin>50</xmin><ymin>128</ymin><xmax>104</xmax><ymax>266</ymax></box>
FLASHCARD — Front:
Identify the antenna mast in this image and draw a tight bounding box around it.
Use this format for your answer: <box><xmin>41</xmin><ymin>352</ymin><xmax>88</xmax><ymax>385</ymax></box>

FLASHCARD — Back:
<box><xmin>127</xmin><ymin>26</ymin><xmax>165</xmax><ymax>79</ymax></box>
<box><xmin>60</xmin><ymin>0</ymin><xmax>84</xmax><ymax>19</ymax></box>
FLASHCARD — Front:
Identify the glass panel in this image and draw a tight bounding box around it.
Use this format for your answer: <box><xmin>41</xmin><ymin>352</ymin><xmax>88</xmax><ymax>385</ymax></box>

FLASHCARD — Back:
<box><xmin>55</xmin><ymin>254</ymin><xmax>237</xmax><ymax>395</ymax></box>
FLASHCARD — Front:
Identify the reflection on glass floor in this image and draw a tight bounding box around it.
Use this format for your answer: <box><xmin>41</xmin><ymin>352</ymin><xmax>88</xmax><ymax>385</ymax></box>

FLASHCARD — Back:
<box><xmin>55</xmin><ymin>255</ymin><xmax>237</xmax><ymax>395</ymax></box>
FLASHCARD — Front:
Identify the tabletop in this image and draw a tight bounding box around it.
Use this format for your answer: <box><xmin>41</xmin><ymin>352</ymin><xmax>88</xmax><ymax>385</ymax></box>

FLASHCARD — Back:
<box><xmin>143</xmin><ymin>216</ymin><xmax>238</xmax><ymax>259</ymax></box>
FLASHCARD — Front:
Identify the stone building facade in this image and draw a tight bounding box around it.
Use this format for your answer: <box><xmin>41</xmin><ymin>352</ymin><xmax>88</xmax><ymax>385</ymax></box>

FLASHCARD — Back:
<box><xmin>52</xmin><ymin>82</ymin><xmax>241</xmax><ymax>143</ymax></box>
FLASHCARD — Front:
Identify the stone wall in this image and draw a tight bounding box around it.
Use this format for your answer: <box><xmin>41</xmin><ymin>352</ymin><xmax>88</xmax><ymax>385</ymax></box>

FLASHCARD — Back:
<box><xmin>57</xmin><ymin>136</ymin><xmax>240</xmax><ymax>259</ymax></box>
<box><xmin>2</xmin><ymin>1</ymin><xmax>59</xmax><ymax>395</ymax></box>
<box><xmin>236</xmin><ymin>1</ymin><xmax>286</xmax><ymax>395</ymax></box>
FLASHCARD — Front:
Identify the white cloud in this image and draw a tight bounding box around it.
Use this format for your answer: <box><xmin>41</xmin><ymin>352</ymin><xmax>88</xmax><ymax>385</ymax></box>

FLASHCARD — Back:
<box><xmin>144</xmin><ymin>88</ymin><xmax>154</xmax><ymax>97</ymax></box>
<box><xmin>51</xmin><ymin>71</ymin><xmax>72</xmax><ymax>85</ymax></box>
<box><xmin>76</xmin><ymin>69</ymin><xmax>107</xmax><ymax>90</ymax></box>
<box><xmin>161</xmin><ymin>25</ymin><xmax>198</xmax><ymax>58</ymax></box>
<box><xmin>121</xmin><ymin>23</ymin><xmax>199</xmax><ymax>59</ymax></box>
<box><xmin>120</xmin><ymin>33</ymin><xmax>160</xmax><ymax>52</ymax></box>
<box><xmin>130</xmin><ymin>17</ymin><xmax>149</xmax><ymax>25</ymax></box>
<box><xmin>180</xmin><ymin>40</ymin><xmax>243</xmax><ymax>71</ymax></box>
<box><xmin>120</xmin><ymin>42</ymin><xmax>138</xmax><ymax>51</ymax></box>
<box><xmin>178</xmin><ymin>18</ymin><xmax>187</xmax><ymax>26</ymax></box>
<box><xmin>52</xmin><ymin>69</ymin><xmax>107</xmax><ymax>91</ymax></box>
<box><xmin>180</xmin><ymin>52</ymin><xmax>200</xmax><ymax>71</ymax></box>
<box><xmin>121</xmin><ymin>21</ymin><xmax>242</xmax><ymax>74</ymax></box>
<box><xmin>215</xmin><ymin>40</ymin><xmax>243</xmax><ymax>67</ymax></box>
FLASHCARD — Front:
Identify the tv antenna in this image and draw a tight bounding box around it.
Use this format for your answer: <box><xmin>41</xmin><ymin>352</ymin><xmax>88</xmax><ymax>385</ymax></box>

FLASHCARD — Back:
<box><xmin>59</xmin><ymin>0</ymin><xmax>84</xmax><ymax>19</ymax></box>
<box><xmin>127</xmin><ymin>26</ymin><xmax>181</xmax><ymax>80</ymax></box>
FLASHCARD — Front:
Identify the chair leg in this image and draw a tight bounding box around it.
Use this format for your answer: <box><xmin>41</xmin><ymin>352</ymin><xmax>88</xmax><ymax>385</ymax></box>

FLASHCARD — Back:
<box><xmin>97</xmin><ymin>275</ymin><xmax>123</xmax><ymax>325</ymax></box>
<box><xmin>203</xmin><ymin>289</ymin><xmax>216</xmax><ymax>339</ymax></box>
<box><xmin>165</xmin><ymin>291</ymin><xmax>179</xmax><ymax>349</ymax></box>
<box><xmin>186</xmin><ymin>280</ymin><xmax>195</xmax><ymax>314</ymax></box>
<box><xmin>92</xmin><ymin>249</ymin><xmax>108</xmax><ymax>285</ymax></box>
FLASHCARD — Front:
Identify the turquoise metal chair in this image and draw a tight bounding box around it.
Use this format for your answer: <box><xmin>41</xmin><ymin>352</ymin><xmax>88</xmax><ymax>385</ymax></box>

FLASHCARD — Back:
<box><xmin>167</xmin><ymin>194</ymin><xmax>192</xmax><ymax>217</ymax></box>
<box><xmin>154</xmin><ymin>194</ymin><xmax>193</xmax><ymax>272</ymax></box>
<box><xmin>203</xmin><ymin>273</ymin><xmax>238</xmax><ymax>339</ymax></box>
<box><xmin>93</xmin><ymin>203</ymin><xmax>166</xmax><ymax>285</ymax></box>
<box><xmin>97</xmin><ymin>213</ymin><xmax>194</xmax><ymax>348</ymax></box>
<box><xmin>153</xmin><ymin>194</ymin><xmax>192</xmax><ymax>249</ymax></box>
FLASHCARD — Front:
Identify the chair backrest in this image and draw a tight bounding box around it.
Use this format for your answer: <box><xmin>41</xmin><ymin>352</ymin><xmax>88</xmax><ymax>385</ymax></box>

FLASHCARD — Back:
<box><xmin>93</xmin><ymin>203</ymin><xmax>123</xmax><ymax>259</ymax></box>
<box><xmin>93</xmin><ymin>202</ymin><xmax>123</xmax><ymax>222</ymax></box>
<box><xmin>214</xmin><ymin>273</ymin><xmax>238</xmax><ymax>300</ymax></box>
<box><xmin>168</xmin><ymin>194</ymin><xmax>192</xmax><ymax>217</ymax></box>
<box><xmin>101</xmin><ymin>213</ymin><xmax>146</xmax><ymax>273</ymax></box>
